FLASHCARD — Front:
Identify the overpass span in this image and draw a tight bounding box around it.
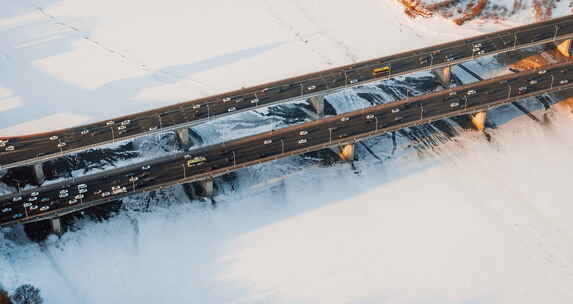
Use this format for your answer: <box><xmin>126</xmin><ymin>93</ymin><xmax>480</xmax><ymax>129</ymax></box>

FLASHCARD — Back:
<box><xmin>1</xmin><ymin>61</ymin><xmax>572</xmax><ymax>226</ymax></box>
<box><xmin>1</xmin><ymin>15</ymin><xmax>573</xmax><ymax>169</ymax></box>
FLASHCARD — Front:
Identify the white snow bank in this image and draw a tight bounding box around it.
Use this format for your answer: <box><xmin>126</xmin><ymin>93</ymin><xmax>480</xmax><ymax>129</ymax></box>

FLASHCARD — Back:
<box><xmin>2</xmin><ymin>106</ymin><xmax>573</xmax><ymax>303</ymax></box>
<box><xmin>1</xmin><ymin>0</ymin><xmax>510</xmax><ymax>136</ymax></box>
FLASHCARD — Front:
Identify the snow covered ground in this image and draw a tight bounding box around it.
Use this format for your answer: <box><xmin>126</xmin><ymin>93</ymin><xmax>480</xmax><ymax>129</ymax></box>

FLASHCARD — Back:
<box><xmin>0</xmin><ymin>0</ymin><xmax>553</xmax><ymax>136</ymax></box>
<box><xmin>1</xmin><ymin>104</ymin><xmax>573</xmax><ymax>303</ymax></box>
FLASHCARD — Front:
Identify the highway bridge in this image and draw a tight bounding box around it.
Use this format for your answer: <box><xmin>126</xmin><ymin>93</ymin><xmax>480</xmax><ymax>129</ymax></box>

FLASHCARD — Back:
<box><xmin>1</xmin><ymin>15</ymin><xmax>573</xmax><ymax>169</ymax></box>
<box><xmin>1</xmin><ymin>61</ymin><xmax>572</xmax><ymax>227</ymax></box>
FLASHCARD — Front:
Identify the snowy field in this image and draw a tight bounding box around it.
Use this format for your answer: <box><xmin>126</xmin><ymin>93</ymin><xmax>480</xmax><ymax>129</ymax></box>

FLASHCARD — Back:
<box><xmin>1</xmin><ymin>104</ymin><xmax>573</xmax><ymax>303</ymax></box>
<box><xmin>0</xmin><ymin>0</ymin><xmax>547</xmax><ymax>136</ymax></box>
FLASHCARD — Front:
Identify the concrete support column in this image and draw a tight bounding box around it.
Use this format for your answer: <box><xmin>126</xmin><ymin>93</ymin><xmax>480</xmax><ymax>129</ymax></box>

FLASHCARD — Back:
<box><xmin>51</xmin><ymin>217</ymin><xmax>62</xmax><ymax>236</ymax></box>
<box><xmin>556</xmin><ymin>39</ymin><xmax>572</xmax><ymax>58</ymax></box>
<box><xmin>32</xmin><ymin>163</ymin><xmax>45</xmax><ymax>185</ymax></box>
<box><xmin>175</xmin><ymin>128</ymin><xmax>190</xmax><ymax>149</ymax></box>
<box><xmin>431</xmin><ymin>66</ymin><xmax>451</xmax><ymax>86</ymax></box>
<box><xmin>199</xmin><ymin>178</ymin><xmax>214</xmax><ymax>198</ymax></box>
<box><xmin>470</xmin><ymin>111</ymin><xmax>487</xmax><ymax>131</ymax></box>
<box><xmin>308</xmin><ymin>95</ymin><xmax>325</xmax><ymax>119</ymax></box>
<box><xmin>332</xmin><ymin>144</ymin><xmax>355</xmax><ymax>162</ymax></box>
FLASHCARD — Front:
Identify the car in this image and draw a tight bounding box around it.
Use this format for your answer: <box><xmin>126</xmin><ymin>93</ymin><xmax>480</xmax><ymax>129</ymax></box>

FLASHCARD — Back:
<box><xmin>68</xmin><ymin>199</ymin><xmax>78</xmax><ymax>205</ymax></box>
<box><xmin>112</xmin><ymin>187</ymin><xmax>127</xmax><ymax>194</ymax></box>
<box><xmin>57</xmin><ymin>142</ymin><xmax>66</xmax><ymax>148</ymax></box>
<box><xmin>394</xmin><ymin>116</ymin><xmax>404</xmax><ymax>121</ymax></box>
<box><xmin>227</xmin><ymin>107</ymin><xmax>236</xmax><ymax>112</ymax></box>
<box><xmin>74</xmin><ymin>194</ymin><xmax>84</xmax><ymax>200</ymax></box>
<box><xmin>118</xmin><ymin>125</ymin><xmax>126</xmax><ymax>130</ymax></box>
<box><xmin>29</xmin><ymin>205</ymin><xmax>38</xmax><ymax>210</ymax></box>
<box><xmin>476</xmin><ymin>50</ymin><xmax>486</xmax><ymax>55</ymax></box>
<box><xmin>192</xmin><ymin>104</ymin><xmax>201</xmax><ymax>109</ymax></box>
<box><xmin>349</xmin><ymin>79</ymin><xmax>358</xmax><ymax>84</ymax></box>
<box><xmin>93</xmin><ymin>190</ymin><xmax>103</xmax><ymax>195</ymax></box>
<box><xmin>449</xmin><ymin>91</ymin><xmax>457</xmax><ymax>96</ymax></box>
<box><xmin>250</xmin><ymin>98</ymin><xmax>259</xmax><ymax>104</ymax></box>
<box><xmin>560</xmin><ymin>79</ymin><xmax>569</xmax><ymax>84</ymax></box>
<box><xmin>473</xmin><ymin>43</ymin><xmax>482</xmax><ymax>48</ymax></box>
<box><xmin>12</xmin><ymin>213</ymin><xmax>23</xmax><ymax>219</ymax></box>
<box><xmin>59</xmin><ymin>189</ymin><xmax>68</xmax><ymax>194</ymax></box>
<box><xmin>23</xmin><ymin>203</ymin><xmax>32</xmax><ymax>208</ymax></box>
<box><xmin>518</xmin><ymin>86</ymin><xmax>527</xmax><ymax>93</ymax></box>
<box><xmin>28</xmin><ymin>197</ymin><xmax>37</xmax><ymax>202</ymax></box>
<box><xmin>298</xmin><ymin>139</ymin><xmax>307</xmax><ymax>144</ymax></box>
<box><xmin>392</xmin><ymin>108</ymin><xmax>400</xmax><ymax>114</ymax></box>
<box><xmin>467</xmin><ymin>90</ymin><xmax>477</xmax><ymax>95</ymax></box>
<box><xmin>101</xmin><ymin>192</ymin><xmax>111</xmax><ymax>198</ymax></box>
<box><xmin>39</xmin><ymin>206</ymin><xmax>50</xmax><ymax>211</ymax></box>
<box><xmin>372</xmin><ymin>66</ymin><xmax>390</xmax><ymax>76</ymax></box>
<box><xmin>0</xmin><ymin>142</ymin><xmax>5</xmax><ymax>147</ymax></box>
<box><xmin>450</xmin><ymin>102</ymin><xmax>460</xmax><ymax>108</ymax></box>
<box><xmin>78</xmin><ymin>188</ymin><xmax>88</xmax><ymax>194</ymax></box>
<box><xmin>31</xmin><ymin>192</ymin><xmax>39</xmax><ymax>197</ymax></box>
<box><xmin>142</xmin><ymin>165</ymin><xmax>151</xmax><ymax>170</ymax></box>
<box><xmin>40</xmin><ymin>197</ymin><xmax>50</xmax><ymax>202</ymax></box>
<box><xmin>149</xmin><ymin>126</ymin><xmax>158</xmax><ymax>131</ymax></box>
<box><xmin>111</xmin><ymin>185</ymin><xmax>122</xmax><ymax>191</ymax></box>
<box><xmin>529</xmin><ymin>80</ymin><xmax>538</xmax><ymax>85</ymax></box>
<box><xmin>49</xmin><ymin>136</ymin><xmax>58</xmax><ymax>140</ymax></box>
<box><xmin>59</xmin><ymin>192</ymin><xmax>69</xmax><ymax>198</ymax></box>
<box><xmin>307</xmin><ymin>85</ymin><xmax>317</xmax><ymax>90</ymax></box>
<box><xmin>299</xmin><ymin>130</ymin><xmax>308</xmax><ymax>136</ymax></box>
<box><xmin>264</xmin><ymin>139</ymin><xmax>273</xmax><ymax>145</ymax></box>
<box><xmin>106</xmin><ymin>121</ymin><xmax>114</xmax><ymax>126</ymax></box>
<box><xmin>81</xmin><ymin>129</ymin><xmax>90</xmax><ymax>135</ymax></box>
<box><xmin>2</xmin><ymin>208</ymin><xmax>12</xmax><ymax>213</ymax></box>
<box><xmin>121</xmin><ymin>120</ymin><xmax>131</xmax><ymax>126</ymax></box>
<box><xmin>5</xmin><ymin>146</ymin><xmax>15</xmax><ymax>151</ymax></box>
<box><xmin>340</xmin><ymin>117</ymin><xmax>350</xmax><ymax>122</ymax></box>
<box><xmin>12</xmin><ymin>196</ymin><xmax>22</xmax><ymax>202</ymax></box>
<box><xmin>538</xmin><ymin>70</ymin><xmax>546</xmax><ymax>75</ymax></box>
<box><xmin>366</xmin><ymin>114</ymin><xmax>375</xmax><ymax>120</ymax></box>
<box><xmin>129</xmin><ymin>176</ymin><xmax>139</xmax><ymax>182</ymax></box>
<box><xmin>78</xmin><ymin>184</ymin><xmax>87</xmax><ymax>189</ymax></box>
<box><xmin>222</xmin><ymin>97</ymin><xmax>231</xmax><ymax>102</ymax></box>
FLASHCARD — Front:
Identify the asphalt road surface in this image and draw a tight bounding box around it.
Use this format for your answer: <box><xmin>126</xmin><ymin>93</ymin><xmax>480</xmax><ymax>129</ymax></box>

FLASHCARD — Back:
<box><xmin>1</xmin><ymin>61</ymin><xmax>572</xmax><ymax>226</ymax></box>
<box><xmin>1</xmin><ymin>15</ymin><xmax>573</xmax><ymax>169</ymax></box>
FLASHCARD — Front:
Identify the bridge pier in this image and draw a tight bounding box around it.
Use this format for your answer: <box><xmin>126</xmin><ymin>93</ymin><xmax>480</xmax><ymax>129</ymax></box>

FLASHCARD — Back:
<box><xmin>556</xmin><ymin>39</ymin><xmax>572</xmax><ymax>58</ymax></box>
<box><xmin>32</xmin><ymin>163</ymin><xmax>45</xmax><ymax>185</ymax></box>
<box><xmin>470</xmin><ymin>111</ymin><xmax>487</xmax><ymax>131</ymax></box>
<box><xmin>308</xmin><ymin>95</ymin><xmax>325</xmax><ymax>119</ymax></box>
<box><xmin>332</xmin><ymin>143</ymin><xmax>355</xmax><ymax>162</ymax></box>
<box><xmin>50</xmin><ymin>218</ymin><xmax>63</xmax><ymax>236</ymax></box>
<box><xmin>175</xmin><ymin>127</ymin><xmax>190</xmax><ymax>149</ymax></box>
<box><xmin>198</xmin><ymin>178</ymin><xmax>214</xmax><ymax>198</ymax></box>
<box><xmin>431</xmin><ymin>66</ymin><xmax>451</xmax><ymax>86</ymax></box>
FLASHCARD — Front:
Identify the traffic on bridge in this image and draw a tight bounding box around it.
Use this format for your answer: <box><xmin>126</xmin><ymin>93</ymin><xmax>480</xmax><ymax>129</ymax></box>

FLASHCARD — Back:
<box><xmin>1</xmin><ymin>15</ymin><xmax>573</xmax><ymax>169</ymax></box>
<box><xmin>2</xmin><ymin>61</ymin><xmax>572</xmax><ymax>226</ymax></box>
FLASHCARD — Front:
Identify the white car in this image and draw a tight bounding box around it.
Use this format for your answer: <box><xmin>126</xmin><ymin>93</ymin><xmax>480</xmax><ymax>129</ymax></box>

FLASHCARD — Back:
<box><xmin>5</xmin><ymin>146</ymin><xmax>15</xmax><ymax>151</ymax></box>
<box><xmin>28</xmin><ymin>197</ymin><xmax>37</xmax><ymax>202</ymax></box>
<box><xmin>299</xmin><ymin>130</ymin><xmax>308</xmax><ymax>136</ymax></box>
<box><xmin>106</xmin><ymin>121</ymin><xmax>114</xmax><ymax>126</ymax></box>
<box><xmin>29</xmin><ymin>205</ymin><xmax>38</xmax><ymax>210</ymax></box>
<box><xmin>192</xmin><ymin>104</ymin><xmax>201</xmax><ymax>109</ymax></box>
<box><xmin>392</xmin><ymin>108</ymin><xmax>400</xmax><ymax>114</ymax></box>
<box><xmin>449</xmin><ymin>91</ymin><xmax>457</xmax><ymax>96</ymax></box>
<box><xmin>366</xmin><ymin>114</ymin><xmax>375</xmax><ymax>120</ymax></box>
<box><xmin>57</xmin><ymin>142</ymin><xmax>67</xmax><ymax>148</ymax></box>
<box><xmin>227</xmin><ymin>107</ymin><xmax>237</xmax><ymax>112</ymax></box>
<box><xmin>121</xmin><ymin>120</ymin><xmax>131</xmax><ymax>126</ymax></box>
<box><xmin>12</xmin><ymin>196</ymin><xmax>22</xmax><ymax>202</ymax></box>
<box><xmin>101</xmin><ymin>192</ymin><xmax>111</xmax><ymax>197</ymax></box>
<box><xmin>467</xmin><ymin>90</ymin><xmax>477</xmax><ymax>95</ymax></box>
<box><xmin>59</xmin><ymin>192</ymin><xmax>69</xmax><ymax>198</ymax></box>
<box><xmin>2</xmin><ymin>207</ymin><xmax>12</xmax><ymax>213</ymax></box>
<box><xmin>298</xmin><ymin>139</ymin><xmax>307</xmax><ymax>144</ymax></box>
<box><xmin>23</xmin><ymin>203</ymin><xmax>32</xmax><ymax>208</ymax></box>
<box><xmin>560</xmin><ymin>79</ymin><xmax>569</xmax><ymax>84</ymax></box>
<box><xmin>78</xmin><ymin>188</ymin><xmax>88</xmax><ymax>194</ymax></box>
<box><xmin>75</xmin><ymin>194</ymin><xmax>84</xmax><ymax>200</ymax></box>
<box><xmin>529</xmin><ymin>80</ymin><xmax>538</xmax><ymax>85</ymax></box>
<box><xmin>31</xmin><ymin>191</ymin><xmax>39</xmax><ymax>197</ymax></box>
<box><xmin>307</xmin><ymin>85</ymin><xmax>317</xmax><ymax>90</ymax></box>
<box><xmin>68</xmin><ymin>199</ymin><xmax>78</xmax><ymax>205</ymax></box>
<box><xmin>142</xmin><ymin>165</ymin><xmax>151</xmax><ymax>170</ymax></box>
<box><xmin>450</xmin><ymin>102</ymin><xmax>460</xmax><ymax>108</ymax></box>
<box><xmin>149</xmin><ymin>126</ymin><xmax>158</xmax><ymax>131</ymax></box>
<box><xmin>129</xmin><ymin>176</ymin><xmax>139</xmax><ymax>182</ymax></box>
<box><xmin>222</xmin><ymin>97</ymin><xmax>231</xmax><ymax>102</ymax></box>
<box><xmin>39</xmin><ymin>206</ymin><xmax>50</xmax><ymax>211</ymax></box>
<box><xmin>250</xmin><ymin>98</ymin><xmax>259</xmax><ymax>104</ymax></box>
<box><xmin>340</xmin><ymin>117</ymin><xmax>350</xmax><ymax>122</ymax></box>
<box><xmin>349</xmin><ymin>79</ymin><xmax>358</xmax><ymax>84</ymax></box>
<box><xmin>118</xmin><ymin>125</ymin><xmax>127</xmax><ymax>130</ymax></box>
<box><xmin>78</xmin><ymin>184</ymin><xmax>87</xmax><ymax>189</ymax></box>
<box><xmin>538</xmin><ymin>70</ymin><xmax>546</xmax><ymax>75</ymax></box>
<box><xmin>81</xmin><ymin>129</ymin><xmax>90</xmax><ymax>135</ymax></box>
<box><xmin>49</xmin><ymin>136</ymin><xmax>58</xmax><ymax>141</ymax></box>
<box><xmin>264</xmin><ymin>139</ymin><xmax>273</xmax><ymax>145</ymax></box>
